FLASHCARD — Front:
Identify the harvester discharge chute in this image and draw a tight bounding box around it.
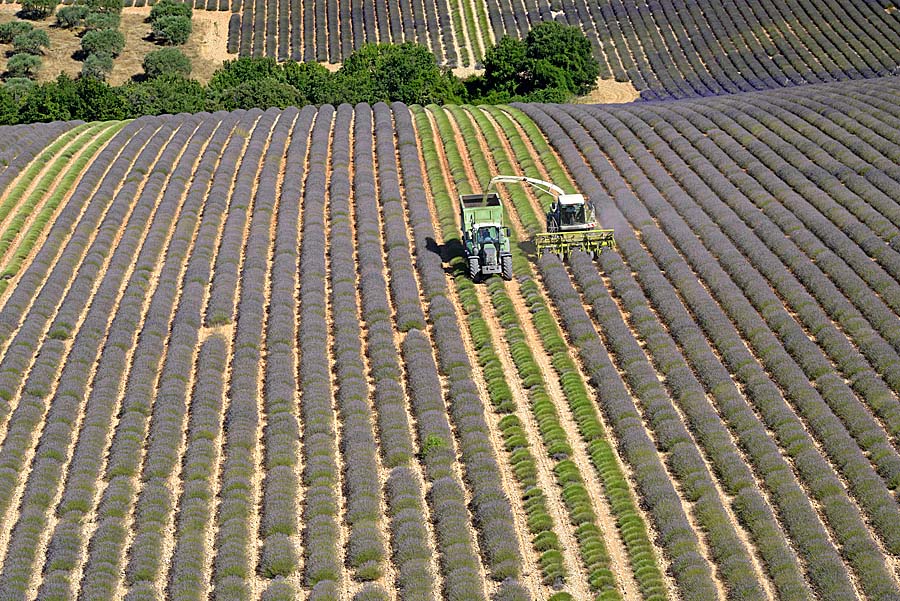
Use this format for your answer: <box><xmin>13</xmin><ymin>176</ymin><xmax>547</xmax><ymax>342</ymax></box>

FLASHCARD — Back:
<box><xmin>481</xmin><ymin>175</ymin><xmax>615</xmax><ymax>259</ymax></box>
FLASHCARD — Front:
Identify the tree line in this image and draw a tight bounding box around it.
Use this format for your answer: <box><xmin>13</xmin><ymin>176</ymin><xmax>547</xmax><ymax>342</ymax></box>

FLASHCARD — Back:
<box><xmin>0</xmin><ymin>21</ymin><xmax>599</xmax><ymax>124</ymax></box>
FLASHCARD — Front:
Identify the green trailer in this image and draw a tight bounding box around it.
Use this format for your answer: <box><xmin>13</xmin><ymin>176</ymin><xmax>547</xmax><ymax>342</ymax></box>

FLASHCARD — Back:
<box><xmin>459</xmin><ymin>192</ymin><xmax>513</xmax><ymax>281</ymax></box>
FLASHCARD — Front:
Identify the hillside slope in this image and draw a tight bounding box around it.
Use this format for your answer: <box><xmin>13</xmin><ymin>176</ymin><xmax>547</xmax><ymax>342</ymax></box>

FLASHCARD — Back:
<box><xmin>214</xmin><ymin>0</ymin><xmax>900</xmax><ymax>99</ymax></box>
<box><xmin>0</xmin><ymin>77</ymin><xmax>896</xmax><ymax>600</ymax></box>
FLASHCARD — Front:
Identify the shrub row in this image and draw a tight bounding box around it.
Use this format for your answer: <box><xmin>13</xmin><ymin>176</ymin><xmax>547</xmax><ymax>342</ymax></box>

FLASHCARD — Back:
<box><xmin>25</xmin><ymin>119</ymin><xmax>159</xmax><ymax>601</ymax></box>
<box><xmin>328</xmin><ymin>103</ymin><xmax>388</xmax><ymax>583</ymax></box>
<box><xmin>352</xmin><ymin>104</ymin><xmax>438</xmax><ymax>599</ymax></box>
<box><xmin>203</xmin><ymin>112</ymin><xmax>280</xmax><ymax>327</ymax></box>
<box><xmin>167</xmin><ymin>335</ymin><xmax>229</xmax><ymax>600</ymax></box>
<box><xmin>215</xmin><ymin>108</ymin><xmax>293</xmax><ymax>598</ymax></box>
<box><xmin>0</xmin><ymin>117</ymin><xmax>205</xmax><ymax>600</ymax></box>
<box><xmin>256</xmin><ymin>105</ymin><xmax>315</xmax><ymax>599</ymax></box>
<box><xmin>414</xmin><ymin>106</ymin><xmax>569</xmax><ymax>590</ymax></box>
<box><xmin>298</xmin><ymin>104</ymin><xmax>343</xmax><ymax>593</ymax></box>
<box><xmin>440</xmin><ymin>104</ymin><xmax>631</xmax><ymax>598</ymax></box>
<box><xmin>384</xmin><ymin>102</ymin><xmax>524</xmax><ymax>589</ymax></box>
<box><xmin>614</xmin><ymin>103</ymin><xmax>900</xmax><ymax>482</ymax></box>
<box><xmin>401</xmin><ymin>329</ymin><xmax>489</xmax><ymax>601</ymax></box>
<box><xmin>525</xmin><ymin>102</ymin><xmax>896</xmax><ymax>600</ymax></box>
<box><xmin>512</xmin><ymin>105</ymin><xmax>722</xmax><ymax>600</ymax></box>
<box><xmin>562</xmin><ymin>103</ymin><xmax>900</xmax><ymax>573</ymax></box>
<box><xmin>637</xmin><ymin>102</ymin><xmax>900</xmax><ymax>424</ymax></box>
<box><xmin>42</xmin><ymin>117</ymin><xmax>199</xmax><ymax>601</ymax></box>
<box><xmin>371</xmin><ymin>105</ymin><xmax>426</xmax><ymax>332</ymax></box>
<box><xmin>352</xmin><ymin>103</ymin><xmax>417</xmax><ymax>468</ymax></box>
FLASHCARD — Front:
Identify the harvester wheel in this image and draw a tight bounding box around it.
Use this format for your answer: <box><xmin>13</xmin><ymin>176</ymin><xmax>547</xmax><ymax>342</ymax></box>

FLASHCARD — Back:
<box><xmin>469</xmin><ymin>257</ymin><xmax>481</xmax><ymax>282</ymax></box>
<box><xmin>501</xmin><ymin>255</ymin><xmax>513</xmax><ymax>280</ymax></box>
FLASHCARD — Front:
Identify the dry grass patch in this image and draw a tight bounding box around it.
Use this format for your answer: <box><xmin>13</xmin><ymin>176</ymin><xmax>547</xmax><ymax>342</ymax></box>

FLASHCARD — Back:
<box><xmin>0</xmin><ymin>4</ymin><xmax>234</xmax><ymax>84</ymax></box>
<box><xmin>576</xmin><ymin>77</ymin><xmax>639</xmax><ymax>104</ymax></box>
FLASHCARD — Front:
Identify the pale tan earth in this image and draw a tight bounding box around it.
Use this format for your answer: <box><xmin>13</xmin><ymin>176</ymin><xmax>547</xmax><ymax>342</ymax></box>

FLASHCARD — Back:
<box><xmin>0</xmin><ymin>4</ymin><xmax>233</xmax><ymax>84</ymax></box>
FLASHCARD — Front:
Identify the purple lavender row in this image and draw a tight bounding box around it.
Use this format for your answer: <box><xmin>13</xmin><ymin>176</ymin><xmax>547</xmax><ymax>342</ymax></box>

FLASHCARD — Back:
<box><xmin>526</xmin><ymin>102</ymin><xmax>895</xmax><ymax>600</ymax></box>
<box><xmin>0</xmin><ymin>116</ymin><xmax>147</xmax><ymax>426</ymax></box>
<box><xmin>561</xmin><ymin>104</ymin><xmax>900</xmax><ymax>579</ymax></box>
<box><xmin>70</xmin><ymin>109</ymin><xmax>257</xmax><ymax>601</ymax></box>
<box><xmin>296</xmin><ymin>104</ymin><xmax>343</xmax><ymax>599</ymax></box>
<box><xmin>123</xmin><ymin>113</ymin><xmax>272</xmax><ymax>601</ymax></box>
<box><xmin>204</xmin><ymin>112</ymin><xmax>280</xmax><ymax>328</ymax></box>
<box><xmin>352</xmin><ymin>104</ymin><xmax>417</xmax><ymax>469</ymax></box>
<box><xmin>680</xmin><ymin>98</ymin><xmax>900</xmax><ymax>316</ymax></box>
<box><xmin>326</xmin><ymin>104</ymin><xmax>388</xmax><ymax>588</ymax></box>
<box><xmin>352</xmin><ymin>104</ymin><xmax>436</xmax><ymax>600</ymax></box>
<box><xmin>573</xmin><ymin>104</ymin><xmax>900</xmax><ymax>507</ymax></box>
<box><xmin>154</xmin><ymin>108</ymin><xmax>260</xmax><ymax>601</ymax></box>
<box><xmin>515</xmin><ymin>103</ymin><xmax>718</xmax><ymax>600</ymax></box>
<box><xmin>400</xmin><ymin>329</ymin><xmax>488</xmax><ymax>601</ymax></box>
<box><xmin>711</xmin><ymin>98</ymin><xmax>900</xmax><ymax>281</ymax></box>
<box><xmin>0</xmin><ymin>115</ymin><xmax>183</xmax><ymax>601</ymax></box>
<box><xmin>256</xmin><ymin>106</ymin><xmax>316</xmax><ymax>601</ymax></box>
<box><xmin>613</xmin><ymin>104</ymin><xmax>900</xmax><ymax>463</ymax></box>
<box><xmin>32</xmin><ymin>118</ymin><xmax>176</xmax><ymax>601</ymax></box>
<box><xmin>635</xmin><ymin>100</ymin><xmax>900</xmax><ymax>417</ymax></box>
<box><xmin>212</xmin><ymin>107</ymin><xmax>295</xmax><ymax>601</ymax></box>
<box><xmin>1</xmin><ymin>114</ymin><xmax>218</xmax><ymax>601</ymax></box>
<box><xmin>570</xmin><ymin>247</ymin><xmax>814</xmax><ymax>599</ymax></box>
<box><xmin>166</xmin><ymin>333</ymin><xmax>228</xmax><ymax>601</ymax></box>
<box><xmin>0</xmin><ymin>121</ymin><xmax>79</xmax><ymax>195</ymax></box>
<box><xmin>390</xmin><ymin>103</ymin><xmax>528</xmax><ymax>601</ymax></box>
<box><xmin>371</xmin><ymin>105</ymin><xmax>426</xmax><ymax>333</ymax></box>
<box><xmin>659</xmin><ymin>98</ymin><xmax>900</xmax><ymax>350</ymax></box>
<box><xmin>537</xmin><ymin>249</ymin><xmax>720</xmax><ymax>600</ymax></box>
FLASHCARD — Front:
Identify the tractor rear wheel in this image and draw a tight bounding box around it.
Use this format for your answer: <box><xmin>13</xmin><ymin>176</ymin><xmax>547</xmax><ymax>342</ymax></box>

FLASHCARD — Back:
<box><xmin>501</xmin><ymin>255</ymin><xmax>513</xmax><ymax>280</ymax></box>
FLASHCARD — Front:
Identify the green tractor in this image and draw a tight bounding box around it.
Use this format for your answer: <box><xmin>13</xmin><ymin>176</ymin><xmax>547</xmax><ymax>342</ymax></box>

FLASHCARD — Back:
<box><xmin>459</xmin><ymin>191</ymin><xmax>513</xmax><ymax>281</ymax></box>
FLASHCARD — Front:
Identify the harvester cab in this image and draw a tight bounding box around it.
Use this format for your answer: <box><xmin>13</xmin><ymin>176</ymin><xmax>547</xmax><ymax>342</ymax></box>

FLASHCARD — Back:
<box><xmin>480</xmin><ymin>175</ymin><xmax>615</xmax><ymax>260</ymax></box>
<box><xmin>459</xmin><ymin>192</ymin><xmax>514</xmax><ymax>281</ymax></box>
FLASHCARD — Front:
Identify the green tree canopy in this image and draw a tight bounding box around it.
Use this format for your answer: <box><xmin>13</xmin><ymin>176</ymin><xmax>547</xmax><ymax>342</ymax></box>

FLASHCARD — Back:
<box><xmin>81</xmin><ymin>51</ymin><xmax>114</xmax><ymax>79</ymax></box>
<box><xmin>209</xmin><ymin>77</ymin><xmax>302</xmax><ymax>111</ymax></box>
<box><xmin>281</xmin><ymin>60</ymin><xmax>334</xmax><ymax>105</ymax></box>
<box><xmin>119</xmin><ymin>73</ymin><xmax>206</xmax><ymax>116</ymax></box>
<box><xmin>336</xmin><ymin>42</ymin><xmax>461</xmax><ymax>105</ymax></box>
<box><xmin>55</xmin><ymin>5</ymin><xmax>89</xmax><ymax>28</ymax></box>
<box><xmin>81</xmin><ymin>27</ymin><xmax>125</xmax><ymax>57</ymax></box>
<box><xmin>151</xmin><ymin>14</ymin><xmax>191</xmax><ymax>45</ymax></box>
<box><xmin>0</xmin><ymin>21</ymin><xmax>33</xmax><ymax>43</ymax></box>
<box><xmin>208</xmin><ymin>56</ymin><xmax>284</xmax><ymax>91</ymax></box>
<box><xmin>142</xmin><ymin>47</ymin><xmax>191</xmax><ymax>78</ymax></box>
<box><xmin>12</xmin><ymin>28</ymin><xmax>50</xmax><ymax>55</ymax></box>
<box><xmin>6</xmin><ymin>53</ymin><xmax>41</xmax><ymax>78</ymax></box>
<box><xmin>21</xmin><ymin>0</ymin><xmax>58</xmax><ymax>20</ymax></box>
<box><xmin>149</xmin><ymin>0</ymin><xmax>192</xmax><ymax>21</ymax></box>
<box><xmin>524</xmin><ymin>21</ymin><xmax>599</xmax><ymax>95</ymax></box>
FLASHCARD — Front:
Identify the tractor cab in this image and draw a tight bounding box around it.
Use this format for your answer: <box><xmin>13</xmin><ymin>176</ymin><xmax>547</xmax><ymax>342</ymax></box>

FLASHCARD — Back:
<box><xmin>548</xmin><ymin>193</ymin><xmax>598</xmax><ymax>232</ymax></box>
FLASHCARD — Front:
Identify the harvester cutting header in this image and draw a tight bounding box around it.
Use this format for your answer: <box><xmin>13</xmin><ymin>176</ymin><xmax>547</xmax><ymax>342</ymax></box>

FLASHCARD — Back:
<box><xmin>460</xmin><ymin>175</ymin><xmax>615</xmax><ymax>281</ymax></box>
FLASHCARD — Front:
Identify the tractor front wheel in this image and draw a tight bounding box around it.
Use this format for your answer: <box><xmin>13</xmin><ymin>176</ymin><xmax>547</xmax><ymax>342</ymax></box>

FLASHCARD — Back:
<box><xmin>469</xmin><ymin>257</ymin><xmax>481</xmax><ymax>282</ymax></box>
<box><xmin>501</xmin><ymin>255</ymin><xmax>513</xmax><ymax>280</ymax></box>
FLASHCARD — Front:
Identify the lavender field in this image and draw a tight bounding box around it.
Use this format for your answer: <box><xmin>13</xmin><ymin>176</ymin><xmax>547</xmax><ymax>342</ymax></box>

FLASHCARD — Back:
<box><xmin>0</xmin><ymin>74</ymin><xmax>897</xmax><ymax>601</ymax></box>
